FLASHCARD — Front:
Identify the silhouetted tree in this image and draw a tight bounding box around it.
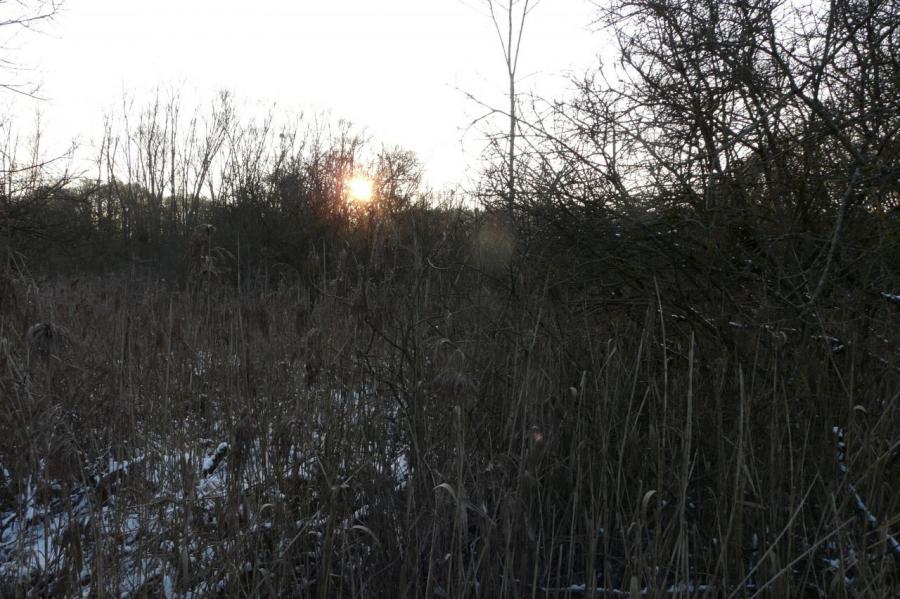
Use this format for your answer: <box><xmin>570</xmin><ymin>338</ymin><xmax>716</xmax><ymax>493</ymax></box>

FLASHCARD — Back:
<box><xmin>0</xmin><ymin>0</ymin><xmax>61</xmax><ymax>97</ymax></box>
<box><xmin>508</xmin><ymin>0</ymin><xmax>899</xmax><ymax>314</ymax></box>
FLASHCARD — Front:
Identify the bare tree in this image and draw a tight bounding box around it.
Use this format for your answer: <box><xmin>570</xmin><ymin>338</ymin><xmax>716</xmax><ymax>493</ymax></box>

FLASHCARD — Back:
<box><xmin>0</xmin><ymin>0</ymin><xmax>61</xmax><ymax>97</ymax></box>
<box><xmin>93</xmin><ymin>89</ymin><xmax>232</xmax><ymax>246</ymax></box>
<box><xmin>470</xmin><ymin>0</ymin><xmax>900</xmax><ymax>334</ymax></box>
<box><xmin>484</xmin><ymin>0</ymin><xmax>535</xmax><ymax>215</ymax></box>
<box><xmin>1</xmin><ymin>1</ymin><xmax>65</xmax><ymax>278</ymax></box>
<box><xmin>374</xmin><ymin>147</ymin><xmax>423</xmax><ymax>214</ymax></box>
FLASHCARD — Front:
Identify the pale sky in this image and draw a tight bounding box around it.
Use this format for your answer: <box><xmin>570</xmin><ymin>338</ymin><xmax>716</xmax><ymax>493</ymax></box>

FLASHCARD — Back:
<box><xmin>5</xmin><ymin>0</ymin><xmax>603</xmax><ymax>188</ymax></box>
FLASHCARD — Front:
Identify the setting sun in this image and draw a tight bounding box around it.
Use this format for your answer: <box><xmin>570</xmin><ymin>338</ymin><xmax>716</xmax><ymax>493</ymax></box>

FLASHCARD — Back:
<box><xmin>347</xmin><ymin>175</ymin><xmax>374</xmax><ymax>204</ymax></box>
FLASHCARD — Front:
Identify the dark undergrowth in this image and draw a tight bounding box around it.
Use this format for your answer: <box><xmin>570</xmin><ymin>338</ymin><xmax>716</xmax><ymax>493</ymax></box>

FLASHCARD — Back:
<box><xmin>1</xmin><ymin>207</ymin><xmax>898</xmax><ymax>598</ymax></box>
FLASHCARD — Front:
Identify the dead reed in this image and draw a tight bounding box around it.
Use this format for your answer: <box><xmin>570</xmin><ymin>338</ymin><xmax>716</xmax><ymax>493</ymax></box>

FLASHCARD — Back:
<box><xmin>0</xmin><ymin>215</ymin><xmax>897</xmax><ymax>597</ymax></box>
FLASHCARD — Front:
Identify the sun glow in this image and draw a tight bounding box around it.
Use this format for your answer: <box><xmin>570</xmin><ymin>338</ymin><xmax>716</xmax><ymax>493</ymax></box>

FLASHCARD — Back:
<box><xmin>347</xmin><ymin>175</ymin><xmax>374</xmax><ymax>204</ymax></box>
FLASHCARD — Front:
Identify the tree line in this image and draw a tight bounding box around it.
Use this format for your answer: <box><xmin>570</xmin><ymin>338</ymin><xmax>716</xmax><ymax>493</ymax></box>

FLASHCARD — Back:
<box><xmin>2</xmin><ymin>0</ymin><xmax>898</xmax><ymax>314</ymax></box>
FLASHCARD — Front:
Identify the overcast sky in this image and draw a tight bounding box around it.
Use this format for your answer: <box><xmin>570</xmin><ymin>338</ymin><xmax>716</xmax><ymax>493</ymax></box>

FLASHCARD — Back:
<box><xmin>5</xmin><ymin>0</ymin><xmax>603</xmax><ymax>188</ymax></box>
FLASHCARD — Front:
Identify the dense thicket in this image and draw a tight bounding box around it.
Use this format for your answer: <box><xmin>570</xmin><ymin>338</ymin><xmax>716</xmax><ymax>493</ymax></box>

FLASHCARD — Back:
<box><xmin>485</xmin><ymin>0</ymin><xmax>899</xmax><ymax>319</ymax></box>
<box><xmin>2</xmin><ymin>98</ymin><xmax>432</xmax><ymax>285</ymax></box>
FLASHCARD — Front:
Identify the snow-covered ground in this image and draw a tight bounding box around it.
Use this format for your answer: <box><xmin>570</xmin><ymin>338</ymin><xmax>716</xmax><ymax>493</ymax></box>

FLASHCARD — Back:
<box><xmin>1</xmin><ymin>385</ymin><xmax>411</xmax><ymax>597</ymax></box>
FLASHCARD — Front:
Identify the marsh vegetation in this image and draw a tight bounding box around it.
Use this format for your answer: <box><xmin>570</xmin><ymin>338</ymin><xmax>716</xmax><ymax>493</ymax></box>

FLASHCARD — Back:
<box><xmin>1</xmin><ymin>0</ymin><xmax>899</xmax><ymax>596</ymax></box>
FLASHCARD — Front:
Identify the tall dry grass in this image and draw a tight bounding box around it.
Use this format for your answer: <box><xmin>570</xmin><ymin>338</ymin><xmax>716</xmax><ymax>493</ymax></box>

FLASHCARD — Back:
<box><xmin>0</xmin><ymin>210</ymin><xmax>898</xmax><ymax>597</ymax></box>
